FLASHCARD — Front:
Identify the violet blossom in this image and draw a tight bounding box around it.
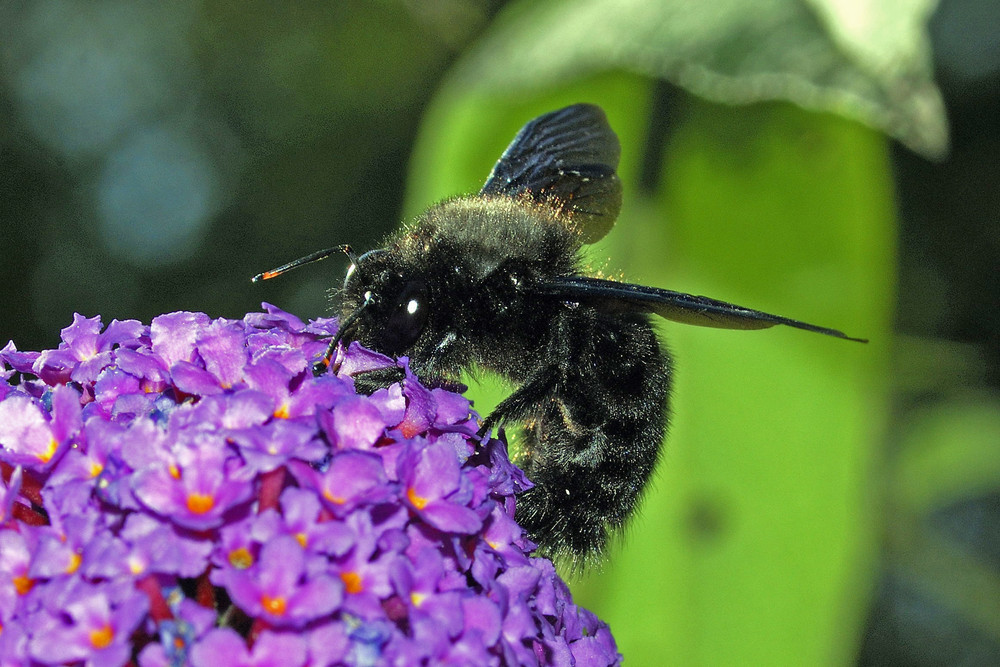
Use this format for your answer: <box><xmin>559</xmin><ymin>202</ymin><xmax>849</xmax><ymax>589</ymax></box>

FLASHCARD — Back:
<box><xmin>0</xmin><ymin>305</ymin><xmax>621</xmax><ymax>666</ymax></box>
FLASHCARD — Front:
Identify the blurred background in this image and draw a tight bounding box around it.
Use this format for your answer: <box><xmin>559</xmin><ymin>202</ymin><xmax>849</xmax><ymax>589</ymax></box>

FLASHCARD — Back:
<box><xmin>1</xmin><ymin>0</ymin><xmax>997</xmax><ymax>664</ymax></box>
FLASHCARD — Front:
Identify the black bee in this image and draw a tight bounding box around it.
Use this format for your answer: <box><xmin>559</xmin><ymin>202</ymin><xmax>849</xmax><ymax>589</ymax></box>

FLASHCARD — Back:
<box><xmin>254</xmin><ymin>104</ymin><xmax>865</xmax><ymax>563</ymax></box>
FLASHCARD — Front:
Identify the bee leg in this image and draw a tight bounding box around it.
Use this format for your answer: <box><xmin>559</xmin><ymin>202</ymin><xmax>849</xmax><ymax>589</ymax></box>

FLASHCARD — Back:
<box><xmin>477</xmin><ymin>369</ymin><xmax>558</xmax><ymax>437</ymax></box>
<box><xmin>348</xmin><ymin>365</ymin><xmax>465</xmax><ymax>397</ymax></box>
<box><xmin>346</xmin><ymin>366</ymin><xmax>406</xmax><ymax>395</ymax></box>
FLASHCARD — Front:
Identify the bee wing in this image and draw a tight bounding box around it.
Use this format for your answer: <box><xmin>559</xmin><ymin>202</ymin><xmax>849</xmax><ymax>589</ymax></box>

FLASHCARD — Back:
<box><xmin>480</xmin><ymin>104</ymin><xmax>622</xmax><ymax>244</ymax></box>
<box><xmin>539</xmin><ymin>276</ymin><xmax>868</xmax><ymax>342</ymax></box>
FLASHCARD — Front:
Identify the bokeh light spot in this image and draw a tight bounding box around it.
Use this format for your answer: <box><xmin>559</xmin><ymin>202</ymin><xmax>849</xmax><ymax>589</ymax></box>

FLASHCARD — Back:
<box><xmin>97</xmin><ymin>124</ymin><xmax>218</xmax><ymax>267</ymax></box>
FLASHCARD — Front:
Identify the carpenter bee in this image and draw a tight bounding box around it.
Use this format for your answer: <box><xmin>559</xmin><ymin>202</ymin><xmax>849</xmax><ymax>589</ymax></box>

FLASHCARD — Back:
<box><xmin>254</xmin><ymin>104</ymin><xmax>866</xmax><ymax>563</ymax></box>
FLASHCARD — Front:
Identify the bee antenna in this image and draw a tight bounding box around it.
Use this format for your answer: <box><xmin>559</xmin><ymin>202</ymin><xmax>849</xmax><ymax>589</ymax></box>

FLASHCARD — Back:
<box><xmin>341</xmin><ymin>245</ymin><xmax>386</xmax><ymax>284</ymax></box>
<box><xmin>313</xmin><ymin>291</ymin><xmax>375</xmax><ymax>375</ymax></box>
<box><xmin>339</xmin><ymin>244</ymin><xmax>360</xmax><ymax>266</ymax></box>
<box><xmin>339</xmin><ymin>244</ymin><xmax>365</xmax><ymax>282</ymax></box>
<box><xmin>251</xmin><ymin>244</ymin><xmax>354</xmax><ymax>283</ymax></box>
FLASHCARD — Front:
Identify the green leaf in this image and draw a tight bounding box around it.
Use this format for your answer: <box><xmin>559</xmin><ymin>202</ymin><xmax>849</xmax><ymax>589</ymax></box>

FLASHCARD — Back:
<box><xmin>401</xmin><ymin>0</ymin><xmax>928</xmax><ymax>657</ymax></box>
<box><xmin>407</xmin><ymin>79</ymin><xmax>892</xmax><ymax>664</ymax></box>
<box><xmin>407</xmin><ymin>79</ymin><xmax>893</xmax><ymax>663</ymax></box>
<box><xmin>598</xmin><ymin>98</ymin><xmax>890</xmax><ymax>665</ymax></box>
<box><xmin>449</xmin><ymin>0</ymin><xmax>947</xmax><ymax>158</ymax></box>
<box><xmin>894</xmin><ymin>393</ymin><xmax>1000</xmax><ymax>514</ymax></box>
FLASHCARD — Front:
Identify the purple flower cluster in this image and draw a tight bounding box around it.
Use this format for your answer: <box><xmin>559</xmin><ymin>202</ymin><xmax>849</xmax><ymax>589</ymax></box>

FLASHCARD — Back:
<box><xmin>0</xmin><ymin>305</ymin><xmax>620</xmax><ymax>666</ymax></box>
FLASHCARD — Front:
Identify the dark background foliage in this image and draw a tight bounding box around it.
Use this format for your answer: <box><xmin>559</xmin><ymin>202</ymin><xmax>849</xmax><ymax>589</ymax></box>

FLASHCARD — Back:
<box><xmin>1</xmin><ymin>1</ymin><xmax>996</xmax><ymax>664</ymax></box>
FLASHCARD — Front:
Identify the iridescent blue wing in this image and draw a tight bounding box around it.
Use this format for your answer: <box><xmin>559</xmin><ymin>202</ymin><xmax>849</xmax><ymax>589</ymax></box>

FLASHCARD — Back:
<box><xmin>539</xmin><ymin>276</ymin><xmax>867</xmax><ymax>341</ymax></box>
<box><xmin>480</xmin><ymin>104</ymin><xmax>622</xmax><ymax>244</ymax></box>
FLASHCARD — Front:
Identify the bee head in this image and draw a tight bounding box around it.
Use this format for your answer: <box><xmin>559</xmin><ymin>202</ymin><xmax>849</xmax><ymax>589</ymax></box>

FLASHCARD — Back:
<box><xmin>340</xmin><ymin>249</ymin><xmax>431</xmax><ymax>358</ymax></box>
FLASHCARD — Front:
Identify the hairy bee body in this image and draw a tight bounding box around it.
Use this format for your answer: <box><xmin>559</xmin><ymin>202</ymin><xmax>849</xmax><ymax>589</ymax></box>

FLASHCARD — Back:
<box><xmin>343</xmin><ymin>195</ymin><xmax>670</xmax><ymax>558</ymax></box>
<box><xmin>257</xmin><ymin>103</ymin><xmax>863</xmax><ymax>563</ymax></box>
<box><xmin>509</xmin><ymin>292</ymin><xmax>669</xmax><ymax>559</ymax></box>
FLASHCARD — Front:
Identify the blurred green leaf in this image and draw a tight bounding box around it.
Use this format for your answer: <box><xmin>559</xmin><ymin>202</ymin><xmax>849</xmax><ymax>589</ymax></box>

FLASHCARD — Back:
<box><xmin>408</xmin><ymin>78</ymin><xmax>892</xmax><ymax>662</ymax></box>
<box><xmin>611</xmin><ymin>98</ymin><xmax>889</xmax><ymax>665</ymax></box>
<box><xmin>401</xmin><ymin>0</ymin><xmax>919</xmax><ymax>660</ymax></box>
<box><xmin>894</xmin><ymin>393</ymin><xmax>1000</xmax><ymax>514</ymax></box>
<box><xmin>449</xmin><ymin>0</ymin><xmax>947</xmax><ymax>158</ymax></box>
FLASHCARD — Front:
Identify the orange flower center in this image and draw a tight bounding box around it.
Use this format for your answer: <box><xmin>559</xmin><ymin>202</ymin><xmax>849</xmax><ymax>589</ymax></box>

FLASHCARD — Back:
<box><xmin>323</xmin><ymin>489</ymin><xmax>346</xmax><ymax>505</ymax></box>
<box><xmin>261</xmin><ymin>594</ymin><xmax>287</xmax><ymax>616</ymax></box>
<box><xmin>340</xmin><ymin>571</ymin><xmax>363</xmax><ymax>594</ymax></box>
<box><xmin>66</xmin><ymin>552</ymin><xmax>82</xmax><ymax>574</ymax></box>
<box><xmin>229</xmin><ymin>547</ymin><xmax>253</xmax><ymax>569</ymax></box>
<box><xmin>186</xmin><ymin>493</ymin><xmax>215</xmax><ymax>514</ymax></box>
<box><xmin>13</xmin><ymin>574</ymin><xmax>34</xmax><ymax>595</ymax></box>
<box><xmin>38</xmin><ymin>438</ymin><xmax>59</xmax><ymax>463</ymax></box>
<box><xmin>89</xmin><ymin>624</ymin><xmax>114</xmax><ymax>649</ymax></box>
<box><xmin>406</xmin><ymin>486</ymin><xmax>428</xmax><ymax>510</ymax></box>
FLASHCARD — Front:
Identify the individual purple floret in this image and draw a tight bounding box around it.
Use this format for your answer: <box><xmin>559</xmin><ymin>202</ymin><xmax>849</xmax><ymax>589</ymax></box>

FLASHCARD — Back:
<box><xmin>0</xmin><ymin>304</ymin><xmax>621</xmax><ymax>666</ymax></box>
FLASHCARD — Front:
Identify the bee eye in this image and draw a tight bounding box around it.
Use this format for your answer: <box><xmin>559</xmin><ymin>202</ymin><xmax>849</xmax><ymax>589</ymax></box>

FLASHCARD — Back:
<box><xmin>381</xmin><ymin>279</ymin><xmax>429</xmax><ymax>355</ymax></box>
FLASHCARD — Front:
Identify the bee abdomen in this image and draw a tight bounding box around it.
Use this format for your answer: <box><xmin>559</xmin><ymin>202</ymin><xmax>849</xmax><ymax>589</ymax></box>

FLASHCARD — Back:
<box><xmin>514</xmin><ymin>310</ymin><xmax>671</xmax><ymax>562</ymax></box>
